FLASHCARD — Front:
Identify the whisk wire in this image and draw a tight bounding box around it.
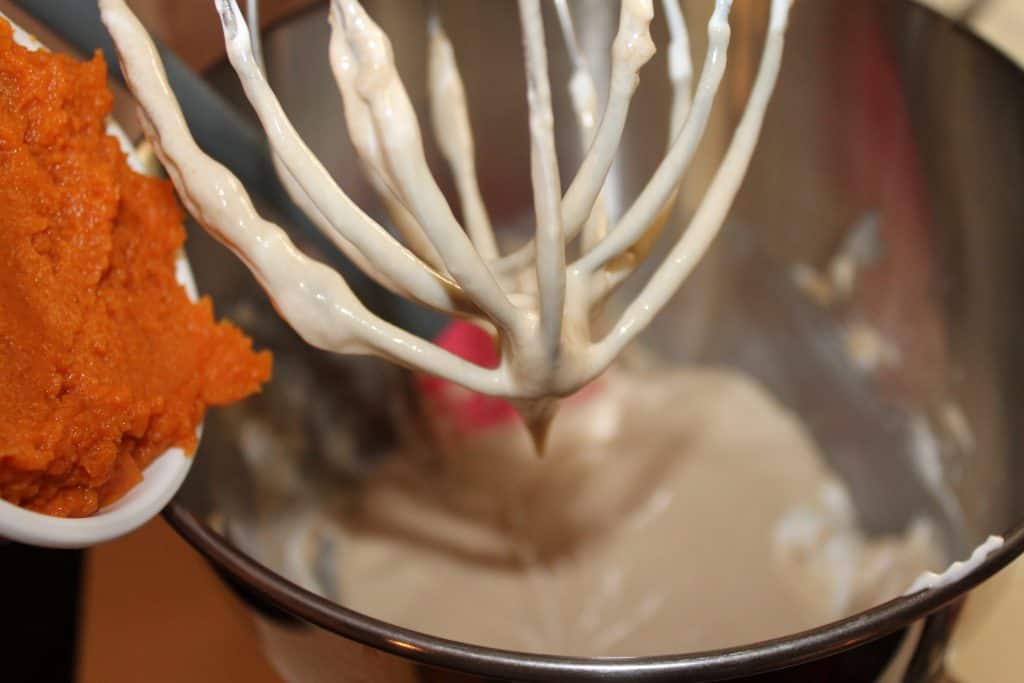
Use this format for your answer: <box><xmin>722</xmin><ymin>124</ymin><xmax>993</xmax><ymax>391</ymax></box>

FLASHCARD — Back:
<box><xmin>100</xmin><ymin>0</ymin><xmax>793</xmax><ymax>438</ymax></box>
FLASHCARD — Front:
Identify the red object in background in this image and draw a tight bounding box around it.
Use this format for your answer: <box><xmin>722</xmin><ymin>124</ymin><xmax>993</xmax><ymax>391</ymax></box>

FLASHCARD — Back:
<box><xmin>417</xmin><ymin>321</ymin><xmax>605</xmax><ymax>437</ymax></box>
<box><xmin>416</xmin><ymin>321</ymin><xmax>518</xmax><ymax>433</ymax></box>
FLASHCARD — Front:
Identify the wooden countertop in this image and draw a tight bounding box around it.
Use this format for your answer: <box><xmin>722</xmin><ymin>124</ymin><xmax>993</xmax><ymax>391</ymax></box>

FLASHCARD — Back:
<box><xmin>78</xmin><ymin>518</ymin><xmax>282</xmax><ymax>683</ymax></box>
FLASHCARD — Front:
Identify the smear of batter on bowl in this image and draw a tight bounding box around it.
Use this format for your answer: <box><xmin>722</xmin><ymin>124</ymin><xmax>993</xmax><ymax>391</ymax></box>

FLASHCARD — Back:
<box><xmin>0</xmin><ymin>19</ymin><xmax>271</xmax><ymax>517</ymax></box>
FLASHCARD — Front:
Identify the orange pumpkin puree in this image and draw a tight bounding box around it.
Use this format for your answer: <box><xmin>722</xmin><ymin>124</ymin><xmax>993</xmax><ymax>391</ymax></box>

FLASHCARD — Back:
<box><xmin>0</xmin><ymin>21</ymin><xmax>271</xmax><ymax>517</ymax></box>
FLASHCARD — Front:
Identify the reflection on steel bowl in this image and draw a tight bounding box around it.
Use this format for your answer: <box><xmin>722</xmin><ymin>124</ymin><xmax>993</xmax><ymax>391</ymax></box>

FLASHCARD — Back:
<box><xmin>167</xmin><ymin>0</ymin><xmax>1024</xmax><ymax>681</ymax></box>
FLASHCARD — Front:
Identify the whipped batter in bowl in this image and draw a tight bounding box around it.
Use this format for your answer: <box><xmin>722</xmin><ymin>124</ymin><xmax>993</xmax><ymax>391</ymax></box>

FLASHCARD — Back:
<box><xmin>177</xmin><ymin>218</ymin><xmax>958</xmax><ymax>659</ymax></box>
<box><xmin>326</xmin><ymin>368</ymin><xmax>944</xmax><ymax>656</ymax></box>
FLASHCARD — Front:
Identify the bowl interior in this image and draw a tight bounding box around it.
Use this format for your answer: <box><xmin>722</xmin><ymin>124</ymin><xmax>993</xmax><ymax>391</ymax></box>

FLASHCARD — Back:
<box><xmin>173</xmin><ymin>0</ymin><xmax>1024</xmax><ymax>663</ymax></box>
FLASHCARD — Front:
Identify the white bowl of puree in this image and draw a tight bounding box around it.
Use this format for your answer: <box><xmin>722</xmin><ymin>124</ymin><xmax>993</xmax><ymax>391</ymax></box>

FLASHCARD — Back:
<box><xmin>0</xmin><ymin>13</ymin><xmax>270</xmax><ymax>548</ymax></box>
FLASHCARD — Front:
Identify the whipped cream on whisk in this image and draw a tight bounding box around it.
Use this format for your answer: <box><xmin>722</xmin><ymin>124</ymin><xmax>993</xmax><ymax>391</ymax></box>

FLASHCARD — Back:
<box><xmin>99</xmin><ymin>0</ymin><xmax>792</xmax><ymax>447</ymax></box>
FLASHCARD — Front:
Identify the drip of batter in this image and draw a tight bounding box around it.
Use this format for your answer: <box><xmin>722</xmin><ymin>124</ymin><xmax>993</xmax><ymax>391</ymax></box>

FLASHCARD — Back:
<box><xmin>322</xmin><ymin>368</ymin><xmax>944</xmax><ymax>656</ymax></box>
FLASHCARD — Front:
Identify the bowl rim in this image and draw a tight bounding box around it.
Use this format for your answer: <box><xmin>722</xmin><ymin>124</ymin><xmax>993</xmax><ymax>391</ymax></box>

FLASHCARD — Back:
<box><xmin>164</xmin><ymin>0</ymin><xmax>1024</xmax><ymax>679</ymax></box>
<box><xmin>0</xmin><ymin>12</ymin><xmax>202</xmax><ymax>549</ymax></box>
<box><xmin>164</xmin><ymin>502</ymin><xmax>1024</xmax><ymax>681</ymax></box>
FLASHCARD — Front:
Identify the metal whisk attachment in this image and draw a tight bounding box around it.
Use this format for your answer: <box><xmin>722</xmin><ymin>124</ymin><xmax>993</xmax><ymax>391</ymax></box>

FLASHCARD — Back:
<box><xmin>99</xmin><ymin>0</ymin><xmax>792</xmax><ymax>444</ymax></box>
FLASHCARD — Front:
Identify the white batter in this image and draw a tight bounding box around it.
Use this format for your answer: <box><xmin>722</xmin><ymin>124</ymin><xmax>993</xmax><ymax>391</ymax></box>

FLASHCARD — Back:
<box><xmin>329</xmin><ymin>368</ymin><xmax>944</xmax><ymax>656</ymax></box>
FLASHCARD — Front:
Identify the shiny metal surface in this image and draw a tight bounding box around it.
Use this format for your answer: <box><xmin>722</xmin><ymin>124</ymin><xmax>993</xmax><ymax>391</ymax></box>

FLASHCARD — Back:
<box><xmin>168</xmin><ymin>0</ymin><xmax>1024</xmax><ymax>680</ymax></box>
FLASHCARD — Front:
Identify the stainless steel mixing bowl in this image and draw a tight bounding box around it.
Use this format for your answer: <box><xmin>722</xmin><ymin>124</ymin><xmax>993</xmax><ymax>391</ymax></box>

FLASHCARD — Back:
<box><xmin>163</xmin><ymin>0</ymin><xmax>1024</xmax><ymax>680</ymax></box>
